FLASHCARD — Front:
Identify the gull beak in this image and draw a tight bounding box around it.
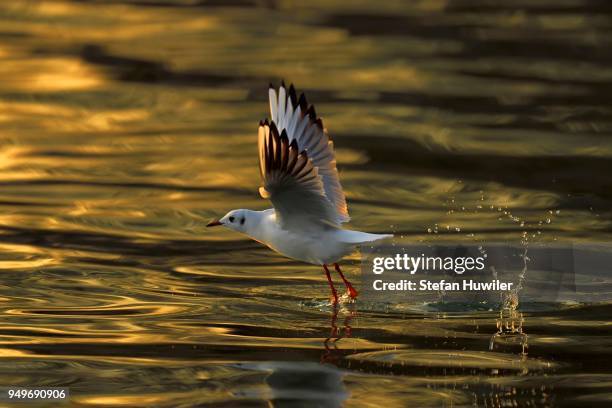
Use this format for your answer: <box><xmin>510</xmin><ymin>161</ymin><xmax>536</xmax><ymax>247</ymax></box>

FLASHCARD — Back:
<box><xmin>206</xmin><ymin>218</ymin><xmax>223</xmax><ymax>227</ymax></box>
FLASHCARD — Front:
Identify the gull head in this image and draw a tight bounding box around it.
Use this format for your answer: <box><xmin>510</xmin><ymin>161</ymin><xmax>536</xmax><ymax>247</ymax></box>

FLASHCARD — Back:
<box><xmin>206</xmin><ymin>209</ymin><xmax>251</xmax><ymax>233</ymax></box>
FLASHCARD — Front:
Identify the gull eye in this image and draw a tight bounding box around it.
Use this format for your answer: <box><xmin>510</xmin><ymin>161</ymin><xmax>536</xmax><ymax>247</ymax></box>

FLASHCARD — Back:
<box><xmin>240</xmin><ymin>217</ymin><xmax>245</xmax><ymax>225</ymax></box>
<box><xmin>229</xmin><ymin>216</ymin><xmax>235</xmax><ymax>222</ymax></box>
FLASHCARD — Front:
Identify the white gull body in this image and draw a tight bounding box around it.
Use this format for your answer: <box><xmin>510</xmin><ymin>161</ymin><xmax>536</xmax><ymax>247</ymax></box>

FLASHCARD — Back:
<box><xmin>208</xmin><ymin>83</ymin><xmax>391</xmax><ymax>300</ymax></box>
<box><xmin>221</xmin><ymin>208</ymin><xmax>389</xmax><ymax>265</ymax></box>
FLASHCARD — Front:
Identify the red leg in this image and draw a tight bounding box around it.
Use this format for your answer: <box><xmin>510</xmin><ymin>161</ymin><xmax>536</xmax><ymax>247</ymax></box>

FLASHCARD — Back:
<box><xmin>323</xmin><ymin>264</ymin><xmax>338</xmax><ymax>304</ymax></box>
<box><xmin>334</xmin><ymin>263</ymin><xmax>358</xmax><ymax>299</ymax></box>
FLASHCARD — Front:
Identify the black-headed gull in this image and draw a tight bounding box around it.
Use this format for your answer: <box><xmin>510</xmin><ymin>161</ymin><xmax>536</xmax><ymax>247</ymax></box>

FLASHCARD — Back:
<box><xmin>208</xmin><ymin>83</ymin><xmax>391</xmax><ymax>304</ymax></box>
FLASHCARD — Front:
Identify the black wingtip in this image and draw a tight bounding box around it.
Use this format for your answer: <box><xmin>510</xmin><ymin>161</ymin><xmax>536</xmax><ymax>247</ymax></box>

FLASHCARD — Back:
<box><xmin>269</xmin><ymin>82</ymin><xmax>274</xmax><ymax>89</ymax></box>
<box><xmin>269</xmin><ymin>120</ymin><xmax>278</xmax><ymax>136</ymax></box>
<box><xmin>281</xmin><ymin>79</ymin><xmax>286</xmax><ymax>88</ymax></box>
<box><xmin>279</xmin><ymin>129</ymin><xmax>289</xmax><ymax>142</ymax></box>
<box><xmin>289</xmin><ymin>138</ymin><xmax>299</xmax><ymax>150</ymax></box>
<box><xmin>307</xmin><ymin>105</ymin><xmax>317</xmax><ymax>121</ymax></box>
<box><xmin>288</xmin><ymin>84</ymin><xmax>297</xmax><ymax>108</ymax></box>
<box><xmin>298</xmin><ymin>93</ymin><xmax>307</xmax><ymax>111</ymax></box>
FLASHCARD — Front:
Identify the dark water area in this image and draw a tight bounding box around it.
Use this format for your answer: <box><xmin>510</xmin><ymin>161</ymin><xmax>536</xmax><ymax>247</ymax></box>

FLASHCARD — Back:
<box><xmin>0</xmin><ymin>0</ymin><xmax>611</xmax><ymax>406</ymax></box>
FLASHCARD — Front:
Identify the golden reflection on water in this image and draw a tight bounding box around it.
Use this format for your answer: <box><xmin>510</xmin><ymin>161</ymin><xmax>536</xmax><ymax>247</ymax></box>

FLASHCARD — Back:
<box><xmin>0</xmin><ymin>0</ymin><xmax>610</xmax><ymax>406</ymax></box>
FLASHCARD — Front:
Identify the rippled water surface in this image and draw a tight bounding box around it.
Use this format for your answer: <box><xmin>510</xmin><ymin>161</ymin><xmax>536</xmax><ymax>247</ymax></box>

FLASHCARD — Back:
<box><xmin>0</xmin><ymin>0</ymin><xmax>611</xmax><ymax>406</ymax></box>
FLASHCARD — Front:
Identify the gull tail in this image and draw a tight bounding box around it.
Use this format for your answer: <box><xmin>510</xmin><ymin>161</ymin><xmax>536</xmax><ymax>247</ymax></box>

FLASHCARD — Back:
<box><xmin>337</xmin><ymin>229</ymin><xmax>393</xmax><ymax>245</ymax></box>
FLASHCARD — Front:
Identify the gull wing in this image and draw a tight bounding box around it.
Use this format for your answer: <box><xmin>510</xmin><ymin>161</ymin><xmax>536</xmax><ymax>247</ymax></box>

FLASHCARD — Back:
<box><xmin>267</xmin><ymin>82</ymin><xmax>350</xmax><ymax>224</ymax></box>
<box><xmin>258</xmin><ymin>120</ymin><xmax>340</xmax><ymax>230</ymax></box>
